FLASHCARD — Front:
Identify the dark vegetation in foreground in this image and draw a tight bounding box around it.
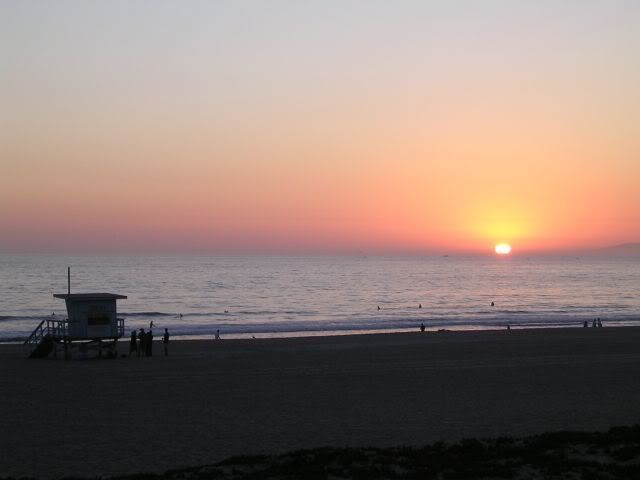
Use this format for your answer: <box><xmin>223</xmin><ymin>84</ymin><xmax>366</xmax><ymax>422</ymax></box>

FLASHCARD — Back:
<box><xmin>6</xmin><ymin>426</ymin><xmax>640</xmax><ymax>480</ymax></box>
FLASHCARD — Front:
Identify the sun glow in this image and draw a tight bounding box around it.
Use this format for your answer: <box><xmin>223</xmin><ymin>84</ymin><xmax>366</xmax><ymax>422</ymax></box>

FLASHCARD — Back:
<box><xmin>495</xmin><ymin>243</ymin><xmax>512</xmax><ymax>255</ymax></box>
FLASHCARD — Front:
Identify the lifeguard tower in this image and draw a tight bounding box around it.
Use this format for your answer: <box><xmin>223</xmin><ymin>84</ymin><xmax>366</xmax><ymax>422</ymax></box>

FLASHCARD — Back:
<box><xmin>25</xmin><ymin>269</ymin><xmax>127</xmax><ymax>359</ymax></box>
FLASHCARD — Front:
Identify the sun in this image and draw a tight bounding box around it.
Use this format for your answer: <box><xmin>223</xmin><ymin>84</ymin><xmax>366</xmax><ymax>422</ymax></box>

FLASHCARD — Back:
<box><xmin>495</xmin><ymin>243</ymin><xmax>512</xmax><ymax>255</ymax></box>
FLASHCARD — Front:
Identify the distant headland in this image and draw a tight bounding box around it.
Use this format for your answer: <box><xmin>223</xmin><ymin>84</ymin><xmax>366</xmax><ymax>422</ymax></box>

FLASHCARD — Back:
<box><xmin>585</xmin><ymin>243</ymin><xmax>640</xmax><ymax>257</ymax></box>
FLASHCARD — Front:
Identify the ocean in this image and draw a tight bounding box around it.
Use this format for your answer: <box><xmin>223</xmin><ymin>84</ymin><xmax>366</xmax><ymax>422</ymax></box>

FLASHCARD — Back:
<box><xmin>1</xmin><ymin>254</ymin><xmax>639</xmax><ymax>342</ymax></box>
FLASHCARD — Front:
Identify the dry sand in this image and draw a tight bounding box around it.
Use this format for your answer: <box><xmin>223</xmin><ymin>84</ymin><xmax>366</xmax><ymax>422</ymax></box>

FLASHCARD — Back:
<box><xmin>2</xmin><ymin>327</ymin><xmax>640</xmax><ymax>478</ymax></box>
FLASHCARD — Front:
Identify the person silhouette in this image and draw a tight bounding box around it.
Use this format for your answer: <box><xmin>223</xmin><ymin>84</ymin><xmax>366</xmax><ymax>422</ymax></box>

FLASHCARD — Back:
<box><xmin>420</xmin><ymin>323</ymin><xmax>425</xmax><ymax>332</ymax></box>
<box><xmin>129</xmin><ymin>330</ymin><xmax>137</xmax><ymax>357</ymax></box>
<box><xmin>163</xmin><ymin>328</ymin><xmax>170</xmax><ymax>356</ymax></box>
<box><xmin>419</xmin><ymin>304</ymin><xmax>422</xmax><ymax>309</ymax></box>
<box><xmin>215</xmin><ymin>329</ymin><xmax>221</xmax><ymax>340</ymax></box>
<box><xmin>146</xmin><ymin>330</ymin><xmax>153</xmax><ymax>356</ymax></box>
<box><xmin>137</xmin><ymin>328</ymin><xmax>145</xmax><ymax>357</ymax></box>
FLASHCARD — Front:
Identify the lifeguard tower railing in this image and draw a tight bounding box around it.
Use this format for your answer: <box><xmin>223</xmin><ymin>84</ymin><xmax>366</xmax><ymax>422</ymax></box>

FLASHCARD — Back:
<box><xmin>24</xmin><ymin>318</ymin><xmax>125</xmax><ymax>350</ymax></box>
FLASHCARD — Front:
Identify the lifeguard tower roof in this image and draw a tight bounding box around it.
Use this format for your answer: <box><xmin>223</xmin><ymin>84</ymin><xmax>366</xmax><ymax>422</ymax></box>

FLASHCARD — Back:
<box><xmin>53</xmin><ymin>293</ymin><xmax>127</xmax><ymax>300</ymax></box>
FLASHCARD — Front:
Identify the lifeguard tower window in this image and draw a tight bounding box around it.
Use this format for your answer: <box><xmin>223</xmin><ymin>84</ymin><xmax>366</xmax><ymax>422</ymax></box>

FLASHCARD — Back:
<box><xmin>88</xmin><ymin>311</ymin><xmax>111</xmax><ymax>325</ymax></box>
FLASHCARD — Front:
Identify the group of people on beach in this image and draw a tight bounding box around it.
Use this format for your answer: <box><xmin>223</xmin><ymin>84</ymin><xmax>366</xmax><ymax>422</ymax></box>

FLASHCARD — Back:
<box><xmin>129</xmin><ymin>325</ymin><xmax>170</xmax><ymax>357</ymax></box>
<box><xmin>584</xmin><ymin>318</ymin><xmax>603</xmax><ymax>328</ymax></box>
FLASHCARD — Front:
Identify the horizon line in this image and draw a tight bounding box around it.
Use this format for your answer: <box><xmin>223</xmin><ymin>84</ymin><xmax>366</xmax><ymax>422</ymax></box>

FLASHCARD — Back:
<box><xmin>1</xmin><ymin>243</ymin><xmax>639</xmax><ymax>258</ymax></box>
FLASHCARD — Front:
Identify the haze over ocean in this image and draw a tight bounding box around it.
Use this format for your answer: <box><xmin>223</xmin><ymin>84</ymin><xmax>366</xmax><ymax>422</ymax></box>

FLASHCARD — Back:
<box><xmin>1</xmin><ymin>255</ymin><xmax>638</xmax><ymax>342</ymax></box>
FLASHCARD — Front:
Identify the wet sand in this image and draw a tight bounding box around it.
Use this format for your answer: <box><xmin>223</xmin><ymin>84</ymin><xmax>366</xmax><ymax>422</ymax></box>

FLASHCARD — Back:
<box><xmin>2</xmin><ymin>327</ymin><xmax>640</xmax><ymax>478</ymax></box>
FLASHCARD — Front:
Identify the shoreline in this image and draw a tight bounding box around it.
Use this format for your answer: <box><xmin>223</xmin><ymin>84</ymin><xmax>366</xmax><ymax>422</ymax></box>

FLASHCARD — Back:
<box><xmin>2</xmin><ymin>320</ymin><xmax>638</xmax><ymax>345</ymax></box>
<box><xmin>3</xmin><ymin>327</ymin><xmax>640</xmax><ymax>478</ymax></box>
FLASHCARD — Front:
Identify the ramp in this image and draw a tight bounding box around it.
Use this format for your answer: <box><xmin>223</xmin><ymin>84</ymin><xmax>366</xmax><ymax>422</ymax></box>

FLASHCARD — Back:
<box><xmin>29</xmin><ymin>334</ymin><xmax>55</xmax><ymax>358</ymax></box>
<box><xmin>24</xmin><ymin>320</ymin><xmax>64</xmax><ymax>358</ymax></box>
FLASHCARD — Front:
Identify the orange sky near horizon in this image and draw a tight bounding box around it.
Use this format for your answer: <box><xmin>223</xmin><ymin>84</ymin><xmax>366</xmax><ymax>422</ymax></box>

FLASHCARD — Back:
<box><xmin>1</xmin><ymin>1</ymin><xmax>639</xmax><ymax>254</ymax></box>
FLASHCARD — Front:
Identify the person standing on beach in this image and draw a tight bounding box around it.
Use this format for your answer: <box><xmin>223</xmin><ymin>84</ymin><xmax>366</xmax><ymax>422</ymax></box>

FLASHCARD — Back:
<box><xmin>129</xmin><ymin>330</ymin><xmax>137</xmax><ymax>357</ymax></box>
<box><xmin>146</xmin><ymin>330</ymin><xmax>153</xmax><ymax>356</ymax></box>
<box><xmin>163</xmin><ymin>328</ymin><xmax>170</xmax><ymax>356</ymax></box>
<box><xmin>138</xmin><ymin>328</ymin><xmax>146</xmax><ymax>357</ymax></box>
<box><xmin>420</xmin><ymin>323</ymin><xmax>425</xmax><ymax>332</ymax></box>
<box><xmin>215</xmin><ymin>329</ymin><xmax>220</xmax><ymax>340</ymax></box>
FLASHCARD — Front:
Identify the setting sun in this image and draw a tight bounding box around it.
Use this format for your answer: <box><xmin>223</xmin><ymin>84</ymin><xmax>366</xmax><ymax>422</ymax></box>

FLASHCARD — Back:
<box><xmin>495</xmin><ymin>243</ymin><xmax>512</xmax><ymax>255</ymax></box>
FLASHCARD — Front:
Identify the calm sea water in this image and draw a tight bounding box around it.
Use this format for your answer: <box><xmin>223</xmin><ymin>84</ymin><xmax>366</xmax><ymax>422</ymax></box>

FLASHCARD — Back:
<box><xmin>0</xmin><ymin>255</ymin><xmax>639</xmax><ymax>342</ymax></box>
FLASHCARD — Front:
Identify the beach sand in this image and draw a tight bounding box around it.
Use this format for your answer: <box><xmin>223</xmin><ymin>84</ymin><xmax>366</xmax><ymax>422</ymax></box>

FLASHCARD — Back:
<box><xmin>2</xmin><ymin>327</ymin><xmax>640</xmax><ymax>478</ymax></box>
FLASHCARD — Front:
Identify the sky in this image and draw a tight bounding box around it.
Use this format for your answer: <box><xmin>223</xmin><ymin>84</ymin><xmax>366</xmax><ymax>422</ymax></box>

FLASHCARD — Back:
<box><xmin>1</xmin><ymin>0</ymin><xmax>639</xmax><ymax>254</ymax></box>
